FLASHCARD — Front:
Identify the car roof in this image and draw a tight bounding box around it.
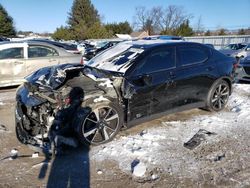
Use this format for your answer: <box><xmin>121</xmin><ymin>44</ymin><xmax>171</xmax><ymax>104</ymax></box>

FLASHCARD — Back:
<box><xmin>128</xmin><ymin>39</ymin><xmax>202</xmax><ymax>49</ymax></box>
<box><xmin>0</xmin><ymin>40</ymin><xmax>59</xmax><ymax>46</ymax></box>
<box><xmin>0</xmin><ymin>41</ymin><xmax>75</xmax><ymax>55</ymax></box>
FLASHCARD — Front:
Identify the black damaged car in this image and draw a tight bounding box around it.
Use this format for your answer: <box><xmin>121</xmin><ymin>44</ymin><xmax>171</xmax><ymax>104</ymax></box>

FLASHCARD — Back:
<box><xmin>15</xmin><ymin>40</ymin><xmax>236</xmax><ymax>150</ymax></box>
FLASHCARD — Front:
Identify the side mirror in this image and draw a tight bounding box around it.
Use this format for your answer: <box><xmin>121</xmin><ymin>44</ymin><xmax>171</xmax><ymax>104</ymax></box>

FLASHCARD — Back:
<box><xmin>141</xmin><ymin>74</ymin><xmax>152</xmax><ymax>86</ymax></box>
<box><xmin>130</xmin><ymin>74</ymin><xmax>152</xmax><ymax>86</ymax></box>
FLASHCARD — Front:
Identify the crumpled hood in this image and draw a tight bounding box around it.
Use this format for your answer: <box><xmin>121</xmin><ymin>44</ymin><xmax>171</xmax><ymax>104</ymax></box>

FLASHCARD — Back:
<box><xmin>21</xmin><ymin>63</ymin><xmax>122</xmax><ymax>106</ymax></box>
<box><xmin>25</xmin><ymin>63</ymin><xmax>83</xmax><ymax>90</ymax></box>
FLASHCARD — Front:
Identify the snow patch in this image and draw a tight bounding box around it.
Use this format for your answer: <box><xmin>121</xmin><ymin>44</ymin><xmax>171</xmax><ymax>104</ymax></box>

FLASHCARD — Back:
<box><xmin>93</xmin><ymin>96</ymin><xmax>109</xmax><ymax>103</ymax></box>
<box><xmin>98</xmin><ymin>79</ymin><xmax>113</xmax><ymax>88</ymax></box>
<box><xmin>86</xmin><ymin>73</ymin><xmax>97</xmax><ymax>81</ymax></box>
<box><xmin>91</xmin><ymin>84</ymin><xmax>250</xmax><ymax>179</ymax></box>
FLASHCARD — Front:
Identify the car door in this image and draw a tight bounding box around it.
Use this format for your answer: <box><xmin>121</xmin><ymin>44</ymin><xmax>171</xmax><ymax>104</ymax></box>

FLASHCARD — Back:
<box><xmin>174</xmin><ymin>44</ymin><xmax>216</xmax><ymax>106</ymax></box>
<box><xmin>26</xmin><ymin>45</ymin><xmax>60</xmax><ymax>76</ymax></box>
<box><xmin>0</xmin><ymin>47</ymin><xmax>26</xmax><ymax>86</ymax></box>
<box><xmin>125</xmin><ymin>46</ymin><xmax>177</xmax><ymax>121</ymax></box>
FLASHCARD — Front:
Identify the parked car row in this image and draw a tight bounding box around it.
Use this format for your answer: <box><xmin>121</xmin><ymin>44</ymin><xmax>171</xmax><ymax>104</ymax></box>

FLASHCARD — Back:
<box><xmin>0</xmin><ymin>36</ymin><xmax>10</xmax><ymax>42</ymax></box>
<box><xmin>217</xmin><ymin>43</ymin><xmax>250</xmax><ymax>82</ymax></box>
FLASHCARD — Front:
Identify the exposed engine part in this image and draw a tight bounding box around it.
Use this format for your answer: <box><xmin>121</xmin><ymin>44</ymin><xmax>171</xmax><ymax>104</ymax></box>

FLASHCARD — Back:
<box><xmin>16</xmin><ymin>86</ymin><xmax>85</xmax><ymax>154</ymax></box>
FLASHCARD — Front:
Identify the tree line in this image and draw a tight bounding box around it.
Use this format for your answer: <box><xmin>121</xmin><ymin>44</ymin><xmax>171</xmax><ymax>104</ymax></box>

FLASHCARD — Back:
<box><xmin>0</xmin><ymin>1</ymin><xmax>249</xmax><ymax>40</ymax></box>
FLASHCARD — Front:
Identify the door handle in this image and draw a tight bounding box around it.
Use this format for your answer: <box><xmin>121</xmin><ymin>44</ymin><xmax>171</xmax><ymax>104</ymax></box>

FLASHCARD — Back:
<box><xmin>169</xmin><ymin>71</ymin><xmax>176</xmax><ymax>79</ymax></box>
<box><xmin>206</xmin><ymin>66</ymin><xmax>214</xmax><ymax>71</ymax></box>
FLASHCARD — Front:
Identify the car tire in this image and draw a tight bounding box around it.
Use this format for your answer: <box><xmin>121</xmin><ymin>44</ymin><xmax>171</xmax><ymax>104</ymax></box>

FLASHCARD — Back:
<box><xmin>76</xmin><ymin>102</ymin><xmax>123</xmax><ymax>146</ymax></box>
<box><xmin>205</xmin><ymin>79</ymin><xmax>230</xmax><ymax>112</ymax></box>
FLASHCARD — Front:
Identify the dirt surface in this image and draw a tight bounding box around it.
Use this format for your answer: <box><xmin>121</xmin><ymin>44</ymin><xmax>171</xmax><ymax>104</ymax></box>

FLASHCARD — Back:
<box><xmin>0</xmin><ymin>87</ymin><xmax>250</xmax><ymax>188</ymax></box>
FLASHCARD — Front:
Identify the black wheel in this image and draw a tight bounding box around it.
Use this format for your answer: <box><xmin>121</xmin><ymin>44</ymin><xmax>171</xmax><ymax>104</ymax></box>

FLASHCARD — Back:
<box><xmin>77</xmin><ymin>102</ymin><xmax>123</xmax><ymax>145</ymax></box>
<box><xmin>205</xmin><ymin>80</ymin><xmax>230</xmax><ymax>112</ymax></box>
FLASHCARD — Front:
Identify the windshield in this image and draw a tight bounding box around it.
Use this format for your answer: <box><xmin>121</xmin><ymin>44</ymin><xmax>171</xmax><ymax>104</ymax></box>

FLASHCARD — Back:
<box><xmin>87</xmin><ymin>42</ymin><xmax>144</xmax><ymax>73</ymax></box>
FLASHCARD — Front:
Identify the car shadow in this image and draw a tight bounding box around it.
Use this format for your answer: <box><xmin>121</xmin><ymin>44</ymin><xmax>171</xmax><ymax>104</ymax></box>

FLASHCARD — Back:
<box><xmin>38</xmin><ymin>145</ymin><xmax>90</xmax><ymax>188</ymax></box>
<box><xmin>0</xmin><ymin>85</ymin><xmax>18</xmax><ymax>91</ymax></box>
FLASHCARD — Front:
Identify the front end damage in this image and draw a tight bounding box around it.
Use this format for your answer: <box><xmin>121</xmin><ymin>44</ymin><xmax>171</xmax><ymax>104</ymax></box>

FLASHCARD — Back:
<box><xmin>15</xmin><ymin>64</ymin><xmax>123</xmax><ymax>154</ymax></box>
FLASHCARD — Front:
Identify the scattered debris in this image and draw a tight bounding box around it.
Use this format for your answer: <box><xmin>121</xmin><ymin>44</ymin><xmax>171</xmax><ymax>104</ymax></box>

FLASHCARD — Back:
<box><xmin>207</xmin><ymin>152</ymin><xmax>226</xmax><ymax>162</ymax></box>
<box><xmin>31</xmin><ymin>152</ymin><xmax>39</xmax><ymax>158</ymax></box>
<box><xmin>0</xmin><ymin>124</ymin><xmax>8</xmax><ymax>132</ymax></box>
<box><xmin>97</xmin><ymin>169</ymin><xmax>103</xmax><ymax>175</ymax></box>
<box><xmin>151</xmin><ymin>174</ymin><xmax>159</xmax><ymax>180</ymax></box>
<box><xmin>184</xmin><ymin>129</ymin><xmax>217</xmax><ymax>150</ymax></box>
<box><xmin>139</xmin><ymin>130</ymin><xmax>147</xmax><ymax>136</ymax></box>
<box><xmin>10</xmin><ymin>149</ymin><xmax>18</xmax><ymax>159</ymax></box>
<box><xmin>214</xmin><ymin>153</ymin><xmax>226</xmax><ymax>162</ymax></box>
<box><xmin>131</xmin><ymin>159</ymin><xmax>147</xmax><ymax>177</ymax></box>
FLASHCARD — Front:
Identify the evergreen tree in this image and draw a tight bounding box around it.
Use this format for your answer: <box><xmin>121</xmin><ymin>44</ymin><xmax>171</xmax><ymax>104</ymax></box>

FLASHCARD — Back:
<box><xmin>238</xmin><ymin>29</ymin><xmax>245</xmax><ymax>35</ymax></box>
<box><xmin>0</xmin><ymin>4</ymin><xmax>16</xmax><ymax>37</ymax></box>
<box><xmin>86</xmin><ymin>22</ymin><xmax>112</xmax><ymax>39</ymax></box>
<box><xmin>68</xmin><ymin>0</ymin><xmax>100</xmax><ymax>40</ymax></box>
<box><xmin>218</xmin><ymin>28</ymin><xmax>226</xmax><ymax>35</ymax></box>
<box><xmin>105</xmin><ymin>21</ymin><xmax>132</xmax><ymax>35</ymax></box>
<box><xmin>174</xmin><ymin>20</ymin><xmax>193</xmax><ymax>36</ymax></box>
<box><xmin>205</xmin><ymin>30</ymin><xmax>211</xmax><ymax>36</ymax></box>
<box><xmin>52</xmin><ymin>26</ymin><xmax>73</xmax><ymax>40</ymax></box>
<box><xmin>119</xmin><ymin>21</ymin><xmax>133</xmax><ymax>34</ymax></box>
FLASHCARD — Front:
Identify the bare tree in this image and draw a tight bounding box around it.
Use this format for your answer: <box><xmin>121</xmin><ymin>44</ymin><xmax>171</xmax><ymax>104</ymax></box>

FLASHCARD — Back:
<box><xmin>133</xmin><ymin>6</ymin><xmax>148</xmax><ymax>31</ymax></box>
<box><xmin>133</xmin><ymin>5</ymin><xmax>192</xmax><ymax>35</ymax></box>
<box><xmin>159</xmin><ymin>5</ymin><xmax>192</xmax><ymax>33</ymax></box>
<box><xmin>194</xmin><ymin>15</ymin><xmax>204</xmax><ymax>35</ymax></box>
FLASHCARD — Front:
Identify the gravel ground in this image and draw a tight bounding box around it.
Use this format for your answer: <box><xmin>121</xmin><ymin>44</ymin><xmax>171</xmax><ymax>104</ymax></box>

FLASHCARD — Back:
<box><xmin>0</xmin><ymin>84</ymin><xmax>249</xmax><ymax>188</ymax></box>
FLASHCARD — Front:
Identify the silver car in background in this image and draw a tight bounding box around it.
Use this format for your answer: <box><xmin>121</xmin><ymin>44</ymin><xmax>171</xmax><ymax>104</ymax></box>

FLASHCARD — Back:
<box><xmin>234</xmin><ymin>44</ymin><xmax>250</xmax><ymax>82</ymax></box>
<box><xmin>235</xmin><ymin>43</ymin><xmax>250</xmax><ymax>58</ymax></box>
<box><xmin>219</xmin><ymin>43</ymin><xmax>247</xmax><ymax>57</ymax></box>
<box><xmin>0</xmin><ymin>41</ymin><xmax>83</xmax><ymax>87</ymax></box>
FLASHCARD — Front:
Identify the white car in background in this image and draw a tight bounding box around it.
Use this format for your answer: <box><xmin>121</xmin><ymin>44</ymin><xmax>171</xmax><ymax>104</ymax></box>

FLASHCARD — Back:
<box><xmin>235</xmin><ymin>43</ymin><xmax>250</xmax><ymax>58</ymax></box>
<box><xmin>0</xmin><ymin>41</ymin><xmax>83</xmax><ymax>87</ymax></box>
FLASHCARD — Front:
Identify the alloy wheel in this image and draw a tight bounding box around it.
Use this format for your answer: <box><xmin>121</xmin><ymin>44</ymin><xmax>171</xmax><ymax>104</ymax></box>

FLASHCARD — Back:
<box><xmin>82</xmin><ymin>106</ymin><xmax>120</xmax><ymax>144</ymax></box>
<box><xmin>211</xmin><ymin>83</ymin><xmax>229</xmax><ymax>110</ymax></box>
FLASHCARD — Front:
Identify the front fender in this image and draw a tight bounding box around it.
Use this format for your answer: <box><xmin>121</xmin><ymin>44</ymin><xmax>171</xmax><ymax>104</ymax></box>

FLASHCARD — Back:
<box><xmin>16</xmin><ymin>85</ymin><xmax>46</xmax><ymax>107</ymax></box>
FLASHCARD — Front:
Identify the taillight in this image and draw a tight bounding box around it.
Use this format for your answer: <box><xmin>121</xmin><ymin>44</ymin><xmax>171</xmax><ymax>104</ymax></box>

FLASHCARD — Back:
<box><xmin>233</xmin><ymin>63</ymin><xmax>239</xmax><ymax>69</ymax></box>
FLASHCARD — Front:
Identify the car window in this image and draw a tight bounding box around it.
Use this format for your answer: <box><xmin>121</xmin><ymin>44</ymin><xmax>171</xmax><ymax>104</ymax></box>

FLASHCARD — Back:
<box><xmin>0</xmin><ymin>48</ymin><xmax>24</xmax><ymax>59</ymax></box>
<box><xmin>179</xmin><ymin>46</ymin><xmax>208</xmax><ymax>66</ymax></box>
<box><xmin>239</xmin><ymin>44</ymin><xmax>247</xmax><ymax>50</ymax></box>
<box><xmin>28</xmin><ymin>46</ymin><xmax>59</xmax><ymax>58</ymax></box>
<box><xmin>136</xmin><ymin>47</ymin><xmax>175</xmax><ymax>74</ymax></box>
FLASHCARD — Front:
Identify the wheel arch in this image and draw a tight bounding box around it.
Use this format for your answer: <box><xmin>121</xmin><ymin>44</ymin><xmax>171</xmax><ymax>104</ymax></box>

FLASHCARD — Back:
<box><xmin>221</xmin><ymin>77</ymin><xmax>233</xmax><ymax>95</ymax></box>
<box><xmin>76</xmin><ymin>100</ymin><xmax>124</xmax><ymax>145</ymax></box>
